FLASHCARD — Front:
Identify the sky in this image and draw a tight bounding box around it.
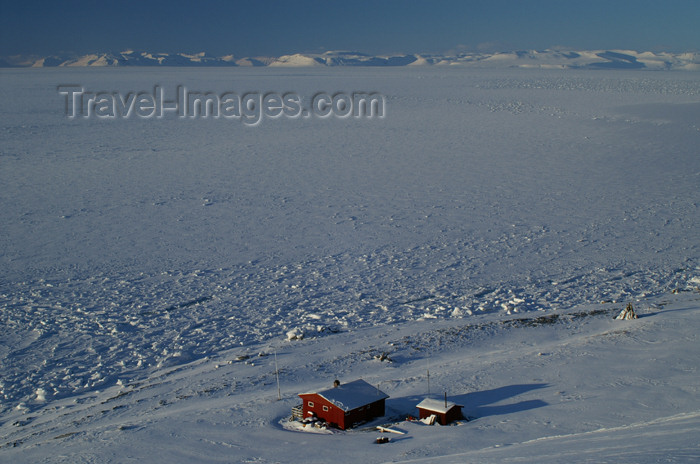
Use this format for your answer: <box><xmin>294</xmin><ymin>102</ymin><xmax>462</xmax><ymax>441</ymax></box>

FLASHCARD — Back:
<box><xmin>0</xmin><ymin>0</ymin><xmax>698</xmax><ymax>56</ymax></box>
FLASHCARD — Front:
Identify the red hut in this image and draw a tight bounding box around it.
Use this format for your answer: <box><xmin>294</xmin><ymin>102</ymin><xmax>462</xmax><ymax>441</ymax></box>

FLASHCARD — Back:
<box><xmin>298</xmin><ymin>379</ymin><xmax>389</xmax><ymax>430</ymax></box>
<box><xmin>416</xmin><ymin>397</ymin><xmax>463</xmax><ymax>425</ymax></box>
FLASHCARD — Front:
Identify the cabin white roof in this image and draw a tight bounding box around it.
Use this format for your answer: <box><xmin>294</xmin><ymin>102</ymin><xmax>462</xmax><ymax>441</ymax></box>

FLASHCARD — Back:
<box><xmin>301</xmin><ymin>379</ymin><xmax>389</xmax><ymax>412</ymax></box>
<box><xmin>416</xmin><ymin>398</ymin><xmax>463</xmax><ymax>414</ymax></box>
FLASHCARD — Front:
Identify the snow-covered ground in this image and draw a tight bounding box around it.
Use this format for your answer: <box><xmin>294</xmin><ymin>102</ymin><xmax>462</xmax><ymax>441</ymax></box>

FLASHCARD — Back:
<box><xmin>1</xmin><ymin>67</ymin><xmax>699</xmax><ymax>462</ymax></box>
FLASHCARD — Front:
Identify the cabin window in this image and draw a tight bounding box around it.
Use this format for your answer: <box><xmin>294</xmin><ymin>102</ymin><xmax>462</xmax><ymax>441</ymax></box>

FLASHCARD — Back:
<box><xmin>308</xmin><ymin>401</ymin><xmax>314</xmax><ymax>408</ymax></box>
<box><xmin>323</xmin><ymin>406</ymin><xmax>329</xmax><ymax>412</ymax></box>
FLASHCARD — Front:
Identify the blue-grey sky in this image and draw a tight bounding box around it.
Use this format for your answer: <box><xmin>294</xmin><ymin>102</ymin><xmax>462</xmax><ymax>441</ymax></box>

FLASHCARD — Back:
<box><xmin>1</xmin><ymin>0</ymin><xmax>698</xmax><ymax>56</ymax></box>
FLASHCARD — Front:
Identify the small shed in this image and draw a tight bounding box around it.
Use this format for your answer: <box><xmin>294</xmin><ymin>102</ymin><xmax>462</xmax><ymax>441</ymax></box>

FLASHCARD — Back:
<box><xmin>416</xmin><ymin>397</ymin><xmax>463</xmax><ymax>425</ymax></box>
<box><xmin>298</xmin><ymin>379</ymin><xmax>389</xmax><ymax>430</ymax></box>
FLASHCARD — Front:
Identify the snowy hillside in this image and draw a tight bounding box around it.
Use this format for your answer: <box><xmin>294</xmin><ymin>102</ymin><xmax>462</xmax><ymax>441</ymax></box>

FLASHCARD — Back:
<box><xmin>1</xmin><ymin>67</ymin><xmax>699</xmax><ymax>462</ymax></box>
<box><xmin>2</xmin><ymin>49</ymin><xmax>699</xmax><ymax>70</ymax></box>
<box><xmin>2</xmin><ymin>295</ymin><xmax>699</xmax><ymax>463</ymax></box>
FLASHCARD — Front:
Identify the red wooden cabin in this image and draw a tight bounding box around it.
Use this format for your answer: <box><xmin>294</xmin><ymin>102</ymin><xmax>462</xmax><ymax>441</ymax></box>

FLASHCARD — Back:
<box><xmin>416</xmin><ymin>397</ymin><xmax>464</xmax><ymax>425</ymax></box>
<box><xmin>298</xmin><ymin>379</ymin><xmax>389</xmax><ymax>430</ymax></box>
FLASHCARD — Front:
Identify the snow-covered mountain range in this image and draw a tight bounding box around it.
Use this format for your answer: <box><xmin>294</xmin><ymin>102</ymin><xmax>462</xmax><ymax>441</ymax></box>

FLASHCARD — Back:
<box><xmin>2</xmin><ymin>49</ymin><xmax>699</xmax><ymax>70</ymax></box>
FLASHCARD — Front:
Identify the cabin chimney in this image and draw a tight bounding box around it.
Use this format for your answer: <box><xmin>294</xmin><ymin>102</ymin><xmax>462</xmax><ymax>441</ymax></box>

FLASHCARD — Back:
<box><xmin>444</xmin><ymin>392</ymin><xmax>447</xmax><ymax>408</ymax></box>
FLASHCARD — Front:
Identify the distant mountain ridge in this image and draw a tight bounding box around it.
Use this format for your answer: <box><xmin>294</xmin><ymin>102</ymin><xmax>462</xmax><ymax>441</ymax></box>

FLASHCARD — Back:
<box><xmin>2</xmin><ymin>49</ymin><xmax>699</xmax><ymax>70</ymax></box>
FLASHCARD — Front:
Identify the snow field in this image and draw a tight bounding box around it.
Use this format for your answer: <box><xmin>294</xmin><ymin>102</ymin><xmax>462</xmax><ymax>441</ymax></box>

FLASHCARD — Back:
<box><xmin>2</xmin><ymin>293</ymin><xmax>699</xmax><ymax>463</ymax></box>
<box><xmin>1</xmin><ymin>67</ymin><xmax>699</xmax><ymax>462</ymax></box>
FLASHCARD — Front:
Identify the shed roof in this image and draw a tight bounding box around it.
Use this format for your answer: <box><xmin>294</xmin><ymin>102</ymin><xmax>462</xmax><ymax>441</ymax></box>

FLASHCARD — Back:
<box><xmin>416</xmin><ymin>398</ymin><xmax>463</xmax><ymax>414</ymax></box>
<box><xmin>301</xmin><ymin>379</ymin><xmax>389</xmax><ymax>412</ymax></box>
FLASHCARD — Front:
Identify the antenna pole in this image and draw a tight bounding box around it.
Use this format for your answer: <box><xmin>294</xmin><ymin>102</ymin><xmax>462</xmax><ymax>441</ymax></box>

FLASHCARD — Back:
<box><xmin>427</xmin><ymin>357</ymin><xmax>430</xmax><ymax>396</ymax></box>
<box><xmin>274</xmin><ymin>350</ymin><xmax>281</xmax><ymax>401</ymax></box>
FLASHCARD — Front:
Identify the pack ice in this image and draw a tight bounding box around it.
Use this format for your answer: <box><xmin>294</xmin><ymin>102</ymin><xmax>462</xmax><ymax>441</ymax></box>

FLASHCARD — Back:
<box><xmin>1</xmin><ymin>67</ymin><xmax>699</xmax><ymax>463</ymax></box>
